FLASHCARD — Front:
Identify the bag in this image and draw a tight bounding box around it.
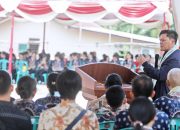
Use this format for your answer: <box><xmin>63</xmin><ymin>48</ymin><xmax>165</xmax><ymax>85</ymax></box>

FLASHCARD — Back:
<box><xmin>65</xmin><ymin>109</ymin><xmax>86</xmax><ymax>130</ymax></box>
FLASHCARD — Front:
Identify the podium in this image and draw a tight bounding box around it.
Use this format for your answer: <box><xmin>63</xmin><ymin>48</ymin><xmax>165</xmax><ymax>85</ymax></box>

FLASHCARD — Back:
<box><xmin>75</xmin><ymin>63</ymin><xmax>138</xmax><ymax>102</ymax></box>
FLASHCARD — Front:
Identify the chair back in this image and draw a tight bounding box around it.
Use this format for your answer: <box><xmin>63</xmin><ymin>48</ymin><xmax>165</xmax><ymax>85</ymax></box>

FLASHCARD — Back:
<box><xmin>0</xmin><ymin>59</ymin><xmax>8</xmax><ymax>71</ymax></box>
<box><xmin>31</xmin><ymin>116</ymin><xmax>39</xmax><ymax>130</ymax></box>
<box><xmin>96</xmin><ymin>112</ymin><xmax>104</xmax><ymax>118</ymax></box>
<box><xmin>15</xmin><ymin>60</ymin><xmax>29</xmax><ymax>82</ymax></box>
<box><xmin>170</xmin><ymin>118</ymin><xmax>180</xmax><ymax>130</ymax></box>
<box><xmin>16</xmin><ymin>60</ymin><xmax>28</xmax><ymax>72</ymax></box>
<box><xmin>99</xmin><ymin>121</ymin><xmax>115</xmax><ymax>130</ymax></box>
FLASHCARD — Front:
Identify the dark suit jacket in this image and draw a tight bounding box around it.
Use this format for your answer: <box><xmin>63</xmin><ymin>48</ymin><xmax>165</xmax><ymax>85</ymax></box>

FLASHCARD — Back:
<box><xmin>142</xmin><ymin>50</ymin><xmax>180</xmax><ymax>100</ymax></box>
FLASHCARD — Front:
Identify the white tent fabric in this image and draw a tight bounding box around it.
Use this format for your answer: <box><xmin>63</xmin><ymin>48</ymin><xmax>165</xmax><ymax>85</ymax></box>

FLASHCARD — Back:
<box><xmin>115</xmin><ymin>8</ymin><xmax>159</xmax><ymax>24</ymax></box>
<box><xmin>100</xmin><ymin>1</ymin><xmax>124</xmax><ymax>13</ymax></box>
<box><xmin>0</xmin><ymin>0</ymin><xmax>21</xmax><ymax>12</ymax></box>
<box><xmin>48</xmin><ymin>0</ymin><xmax>71</xmax><ymax>13</ymax></box>
<box><xmin>0</xmin><ymin>0</ymin><xmax>171</xmax><ymax>27</ymax></box>
<box><xmin>15</xmin><ymin>8</ymin><xmax>57</xmax><ymax>23</ymax></box>
<box><xmin>65</xmin><ymin>10</ymin><xmax>107</xmax><ymax>23</ymax></box>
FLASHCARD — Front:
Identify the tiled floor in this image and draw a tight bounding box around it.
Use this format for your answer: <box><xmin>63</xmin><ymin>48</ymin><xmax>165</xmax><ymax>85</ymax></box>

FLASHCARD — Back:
<box><xmin>11</xmin><ymin>84</ymin><xmax>88</xmax><ymax>109</ymax></box>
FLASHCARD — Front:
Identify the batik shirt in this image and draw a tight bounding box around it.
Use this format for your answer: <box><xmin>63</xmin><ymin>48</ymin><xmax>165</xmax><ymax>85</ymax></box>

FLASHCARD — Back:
<box><xmin>38</xmin><ymin>100</ymin><xmax>99</xmax><ymax>130</ymax></box>
<box><xmin>14</xmin><ymin>99</ymin><xmax>44</xmax><ymax>116</ymax></box>
<box><xmin>154</xmin><ymin>86</ymin><xmax>180</xmax><ymax>118</ymax></box>
<box><xmin>87</xmin><ymin>94</ymin><xmax>129</xmax><ymax>113</ymax></box>
<box><xmin>96</xmin><ymin>106</ymin><xmax>126</xmax><ymax>123</ymax></box>
<box><xmin>35</xmin><ymin>96</ymin><xmax>61</xmax><ymax>110</ymax></box>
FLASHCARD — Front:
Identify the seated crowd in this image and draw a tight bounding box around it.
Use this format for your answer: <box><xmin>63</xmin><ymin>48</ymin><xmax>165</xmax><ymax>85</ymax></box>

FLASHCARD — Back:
<box><xmin>0</xmin><ymin>67</ymin><xmax>179</xmax><ymax>129</ymax></box>
<box><xmin>0</xmin><ymin>50</ymin><xmax>153</xmax><ymax>83</ymax></box>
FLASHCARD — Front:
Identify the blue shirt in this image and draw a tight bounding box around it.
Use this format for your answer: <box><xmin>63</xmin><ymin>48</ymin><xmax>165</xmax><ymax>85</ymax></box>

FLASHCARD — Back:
<box><xmin>154</xmin><ymin>95</ymin><xmax>180</xmax><ymax>118</ymax></box>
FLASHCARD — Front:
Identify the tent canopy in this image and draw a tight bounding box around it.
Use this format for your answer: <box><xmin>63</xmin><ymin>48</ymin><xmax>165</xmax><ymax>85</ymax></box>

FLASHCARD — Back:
<box><xmin>0</xmin><ymin>0</ymin><xmax>171</xmax><ymax>28</ymax></box>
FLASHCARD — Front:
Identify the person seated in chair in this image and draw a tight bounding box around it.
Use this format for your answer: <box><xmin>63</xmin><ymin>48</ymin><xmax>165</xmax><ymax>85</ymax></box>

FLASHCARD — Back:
<box><xmin>0</xmin><ymin>70</ymin><xmax>32</xmax><ymax>130</ymax></box>
<box><xmin>38</xmin><ymin>70</ymin><xmax>99</xmax><ymax>130</ymax></box>
<box><xmin>14</xmin><ymin>76</ymin><xmax>44</xmax><ymax>116</ymax></box>
<box><xmin>87</xmin><ymin>73</ymin><xmax>129</xmax><ymax>112</ymax></box>
<box><xmin>154</xmin><ymin>68</ymin><xmax>180</xmax><ymax>118</ymax></box>
<box><xmin>129</xmin><ymin>97</ymin><xmax>156</xmax><ymax>130</ymax></box>
<box><xmin>35</xmin><ymin>72</ymin><xmax>61</xmax><ymax>109</ymax></box>
<box><xmin>97</xmin><ymin>85</ymin><xmax>126</xmax><ymax>123</ymax></box>
<box><xmin>51</xmin><ymin>53</ymin><xmax>65</xmax><ymax>72</ymax></box>
<box><xmin>115</xmin><ymin>75</ymin><xmax>169</xmax><ymax>130</ymax></box>
<box><xmin>36</xmin><ymin>55</ymin><xmax>49</xmax><ymax>83</ymax></box>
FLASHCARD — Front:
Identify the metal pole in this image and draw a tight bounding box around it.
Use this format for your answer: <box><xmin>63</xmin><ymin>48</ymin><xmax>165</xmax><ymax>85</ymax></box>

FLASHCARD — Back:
<box><xmin>42</xmin><ymin>22</ymin><xmax>46</xmax><ymax>54</ymax></box>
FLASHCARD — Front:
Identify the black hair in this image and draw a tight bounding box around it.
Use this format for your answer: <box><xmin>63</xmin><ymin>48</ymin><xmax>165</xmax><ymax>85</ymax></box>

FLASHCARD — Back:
<box><xmin>132</xmin><ymin>75</ymin><xmax>153</xmax><ymax>98</ymax></box>
<box><xmin>47</xmin><ymin>72</ymin><xmax>59</xmax><ymax>96</ymax></box>
<box><xmin>135</xmin><ymin>54</ymin><xmax>139</xmax><ymax>59</ymax></box>
<box><xmin>56</xmin><ymin>70</ymin><xmax>82</xmax><ymax>100</ymax></box>
<box><xmin>106</xmin><ymin>85</ymin><xmax>125</xmax><ymax>110</ymax></box>
<box><xmin>113</xmin><ymin>53</ymin><xmax>119</xmax><ymax>58</ymax></box>
<box><xmin>83</xmin><ymin>51</ymin><xmax>88</xmax><ymax>57</ymax></box>
<box><xmin>126</xmin><ymin>52</ymin><xmax>133</xmax><ymax>59</ymax></box>
<box><xmin>55</xmin><ymin>52</ymin><xmax>61</xmax><ymax>57</ymax></box>
<box><xmin>105</xmin><ymin>73</ymin><xmax>122</xmax><ymax>89</ymax></box>
<box><xmin>129</xmin><ymin>97</ymin><xmax>156</xmax><ymax>130</ymax></box>
<box><xmin>0</xmin><ymin>70</ymin><xmax>11</xmax><ymax>95</ymax></box>
<box><xmin>159</xmin><ymin>30</ymin><xmax>178</xmax><ymax>44</ymax></box>
<box><xmin>16</xmin><ymin>76</ymin><xmax>36</xmax><ymax>99</ymax></box>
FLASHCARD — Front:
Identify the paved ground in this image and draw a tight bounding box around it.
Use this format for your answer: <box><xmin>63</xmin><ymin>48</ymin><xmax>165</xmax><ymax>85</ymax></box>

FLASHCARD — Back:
<box><xmin>11</xmin><ymin>84</ymin><xmax>88</xmax><ymax>109</ymax></box>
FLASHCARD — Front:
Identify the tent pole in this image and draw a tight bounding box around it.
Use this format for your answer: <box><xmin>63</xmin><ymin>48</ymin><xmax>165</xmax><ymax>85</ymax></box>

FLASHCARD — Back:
<box><xmin>8</xmin><ymin>13</ymin><xmax>14</xmax><ymax>75</ymax></box>
<box><xmin>172</xmin><ymin>0</ymin><xmax>180</xmax><ymax>46</ymax></box>
<box><xmin>130</xmin><ymin>24</ymin><xmax>134</xmax><ymax>43</ymax></box>
<box><xmin>79</xmin><ymin>23</ymin><xmax>82</xmax><ymax>42</ymax></box>
<box><xmin>42</xmin><ymin>22</ymin><xmax>46</xmax><ymax>54</ymax></box>
<box><xmin>108</xmin><ymin>26</ymin><xmax>111</xmax><ymax>43</ymax></box>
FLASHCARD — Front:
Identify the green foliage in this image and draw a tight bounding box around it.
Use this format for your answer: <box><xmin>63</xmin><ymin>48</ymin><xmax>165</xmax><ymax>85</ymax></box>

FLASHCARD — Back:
<box><xmin>102</xmin><ymin>21</ymin><xmax>162</xmax><ymax>38</ymax></box>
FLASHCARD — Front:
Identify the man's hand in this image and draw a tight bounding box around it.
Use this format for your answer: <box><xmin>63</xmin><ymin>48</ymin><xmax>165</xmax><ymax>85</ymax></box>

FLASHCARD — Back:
<box><xmin>137</xmin><ymin>55</ymin><xmax>148</xmax><ymax>65</ymax></box>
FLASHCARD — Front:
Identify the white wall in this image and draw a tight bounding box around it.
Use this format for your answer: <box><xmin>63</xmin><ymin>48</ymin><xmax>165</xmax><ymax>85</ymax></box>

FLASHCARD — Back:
<box><xmin>0</xmin><ymin>20</ymin><xmax>156</xmax><ymax>59</ymax></box>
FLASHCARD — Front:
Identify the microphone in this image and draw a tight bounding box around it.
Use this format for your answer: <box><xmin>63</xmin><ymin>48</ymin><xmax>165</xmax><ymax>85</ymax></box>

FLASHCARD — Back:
<box><xmin>155</xmin><ymin>54</ymin><xmax>159</xmax><ymax>68</ymax></box>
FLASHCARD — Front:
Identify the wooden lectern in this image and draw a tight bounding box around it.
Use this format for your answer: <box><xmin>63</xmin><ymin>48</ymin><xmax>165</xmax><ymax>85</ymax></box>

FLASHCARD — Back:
<box><xmin>75</xmin><ymin>63</ymin><xmax>138</xmax><ymax>102</ymax></box>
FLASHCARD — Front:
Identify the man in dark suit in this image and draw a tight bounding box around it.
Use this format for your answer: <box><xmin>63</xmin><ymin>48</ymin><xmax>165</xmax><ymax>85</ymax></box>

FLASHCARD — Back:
<box><xmin>138</xmin><ymin>30</ymin><xmax>180</xmax><ymax>100</ymax></box>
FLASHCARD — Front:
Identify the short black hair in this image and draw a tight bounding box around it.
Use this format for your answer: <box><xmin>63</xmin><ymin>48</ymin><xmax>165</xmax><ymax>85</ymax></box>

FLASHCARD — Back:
<box><xmin>47</xmin><ymin>72</ymin><xmax>59</xmax><ymax>96</ymax></box>
<box><xmin>132</xmin><ymin>75</ymin><xmax>153</xmax><ymax>98</ymax></box>
<box><xmin>0</xmin><ymin>70</ymin><xmax>11</xmax><ymax>95</ymax></box>
<box><xmin>16</xmin><ymin>76</ymin><xmax>36</xmax><ymax>99</ymax></box>
<box><xmin>105</xmin><ymin>73</ymin><xmax>122</xmax><ymax>89</ymax></box>
<box><xmin>56</xmin><ymin>70</ymin><xmax>82</xmax><ymax>100</ymax></box>
<box><xmin>129</xmin><ymin>97</ymin><xmax>156</xmax><ymax>130</ymax></box>
<box><xmin>106</xmin><ymin>85</ymin><xmax>125</xmax><ymax>110</ymax></box>
<box><xmin>159</xmin><ymin>30</ymin><xmax>178</xmax><ymax>44</ymax></box>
